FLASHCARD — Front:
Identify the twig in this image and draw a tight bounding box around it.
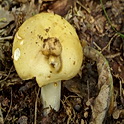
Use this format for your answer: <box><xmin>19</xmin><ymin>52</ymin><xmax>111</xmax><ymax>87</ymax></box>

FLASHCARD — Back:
<box><xmin>0</xmin><ymin>36</ymin><xmax>13</xmax><ymax>41</ymax></box>
<box><xmin>5</xmin><ymin>88</ymin><xmax>13</xmax><ymax>121</ymax></box>
<box><xmin>0</xmin><ymin>66</ymin><xmax>13</xmax><ymax>83</ymax></box>
<box><xmin>119</xmin><ymin>80</ymin><xmax>124</xmax><ymax>104</ymax></box>
<box><xmin>87</xmin><ymin>80</ymin><xmax>90</xmax><ymax>100</ymax></box>
<box><xmin>76</xmin><ymin>0</ymin><xmax>91</xmax><ymax>14</ymax></box>
<box><xmin>34</xmin><ymin>88</ymin><xmax>40</xmax><ymax>124</ymax></box>
<box><xmin>93</xmin><ymin>42</ymin><xmax>102</xmax><ymax>51</ymax></box>
<box><xmin>105</xmin><ymin>52</ymin><xmax>121</xmax><ymax>59</ymax></box>
<box><xmin>101</xmin><ymin>33</ymin><xmax>118</xmax><ymax>52</ymax></box>
<box><xmin>0</xmin><ymin>103</ymin><xmax>4</xmax><ymax>124</ymax></box>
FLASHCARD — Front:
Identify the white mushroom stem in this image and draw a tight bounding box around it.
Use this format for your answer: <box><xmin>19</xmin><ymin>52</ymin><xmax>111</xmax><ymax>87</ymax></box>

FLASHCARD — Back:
<box><xmin>41</xmin><ymin>81</ymin><xmax>61</xmax><ymax>116</ymax></box>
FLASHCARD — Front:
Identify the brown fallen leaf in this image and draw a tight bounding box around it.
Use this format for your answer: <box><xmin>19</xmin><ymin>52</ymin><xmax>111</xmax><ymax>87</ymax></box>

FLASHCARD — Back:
<box><xmin>63</xmin><ymin>78</ymin><xmax>83</xmax><ymax>98</ymax></box>
<box><xmin>48</xmin><ymin>0</ymin><xmax>76</xmax><ymax>16</ymax></box>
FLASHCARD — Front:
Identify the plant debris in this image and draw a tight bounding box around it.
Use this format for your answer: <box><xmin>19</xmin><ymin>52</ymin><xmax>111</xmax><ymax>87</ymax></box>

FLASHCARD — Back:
<box><xmin>84</xmin><ymin>46</ymin><xmax>113</xmax><ymax>123</ymax></box>
<box><xmin>0</xmin><ymin>0</ymin><xmax>124</xmax><ymax>123</ymax></box>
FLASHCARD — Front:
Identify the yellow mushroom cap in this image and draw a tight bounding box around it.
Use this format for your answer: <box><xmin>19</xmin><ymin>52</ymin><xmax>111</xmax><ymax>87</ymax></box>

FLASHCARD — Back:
<box><xmin>12</xmin><ymin>12</ymin><xmax>83</xmax><ymax>87</ymax></box>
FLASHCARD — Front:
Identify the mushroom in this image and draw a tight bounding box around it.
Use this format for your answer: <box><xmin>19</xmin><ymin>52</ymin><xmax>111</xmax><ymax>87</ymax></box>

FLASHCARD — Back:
<box><xmin>12</xmin><ymin>12</ymin><xmax>83</xmax><ymax>115</ymax></box>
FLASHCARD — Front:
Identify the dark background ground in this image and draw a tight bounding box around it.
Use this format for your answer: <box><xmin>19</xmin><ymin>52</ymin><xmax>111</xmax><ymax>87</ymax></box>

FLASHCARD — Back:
<box><xmin>0</xmin><ymin>0</ymin><xmax>124</xmax><ymax>123</ymax></box>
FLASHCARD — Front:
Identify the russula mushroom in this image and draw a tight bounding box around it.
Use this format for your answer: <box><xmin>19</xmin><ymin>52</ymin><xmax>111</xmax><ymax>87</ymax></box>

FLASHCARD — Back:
<box><xmin>12</xmin><ymin>12</ymin><xmax>83</xmax><ymax>115</ymax></box>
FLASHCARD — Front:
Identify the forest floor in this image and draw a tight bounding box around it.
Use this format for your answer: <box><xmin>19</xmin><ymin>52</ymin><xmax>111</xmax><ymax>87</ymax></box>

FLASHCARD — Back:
<box><xmin>0</xmin><ymin>0</ymin><xmax>124</xmax><ymax>123</ymax></box>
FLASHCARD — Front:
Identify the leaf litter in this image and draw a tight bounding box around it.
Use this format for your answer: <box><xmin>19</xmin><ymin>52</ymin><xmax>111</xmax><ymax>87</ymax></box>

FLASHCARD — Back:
<box><xmin>0</xmin><ymin>0</ymin><xmax>124</xmax><ymax>123</ymax></box>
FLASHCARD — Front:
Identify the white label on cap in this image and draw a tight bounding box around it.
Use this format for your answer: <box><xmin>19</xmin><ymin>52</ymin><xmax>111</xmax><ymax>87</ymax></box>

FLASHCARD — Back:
<box><xmin>14</xmin><ymin>48</ymin><xmax>20</xmax><ymax>61</ymax></box>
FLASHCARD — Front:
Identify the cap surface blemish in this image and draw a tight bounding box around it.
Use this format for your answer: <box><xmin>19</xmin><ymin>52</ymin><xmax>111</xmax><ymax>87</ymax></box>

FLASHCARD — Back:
<box><xmin>16</xmin><ymin>33</ymin><xmax>22</xmax><ymax>40</ymax></box>
<box><xmin>20</xmin><ymin>40</ymin><xmax>24</xmax><ymax>45</ymax></box>
<box><xmin>14</xmin><ymin>48</ymin><xmax>21</xmax><ymax>61</ymax></box>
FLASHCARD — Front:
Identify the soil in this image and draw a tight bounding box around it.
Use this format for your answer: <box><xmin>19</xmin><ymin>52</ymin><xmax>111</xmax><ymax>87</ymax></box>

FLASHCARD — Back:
<box><xmin>0</xmin><ymin>0</ymin><xmax>124</xmax><ymax>124</ymax></box>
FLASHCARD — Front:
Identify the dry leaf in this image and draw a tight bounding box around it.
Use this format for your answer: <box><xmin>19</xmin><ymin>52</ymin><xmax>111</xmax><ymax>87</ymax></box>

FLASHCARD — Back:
<box><xmin>17</xmin><ymin>116</ymin><xmax>28</xmax><ymax>124</ymax></box>
<box><xmin>48</xmin><ymin>0</ymin><xmax>76</xmax><ymax>16</ymax></box>
<box><xmin>110</xmin><ymin>59</ymin><xmax>124</xmax><ymax>84</ymax></box>
<box><xmin>84</xmin><ymin>46</ymin><xmax>113</xmax><ymax>124</ymax></box>
<box><xmin>94</xmin><ymin>15</ymin><xmax>106</xmax><ymax>34</ymax></box>
<box><xmin>63</xmin><ymin>78</ymin><xmax>83</xmax><ymax>98</ymax></box>
<box><xmin>0</xmin><ymin>7</ymin><xmax>14</xmax><ymax>29</ymax></box>
<box><xmin>113</xmin><ymin>109</ymin><xmax>124</xmax><ymax>119</ymax></box>
<box><xmin>12</xmin><ymin>0</ymin><xmax>42</xmax><ymax>29</ymax></box>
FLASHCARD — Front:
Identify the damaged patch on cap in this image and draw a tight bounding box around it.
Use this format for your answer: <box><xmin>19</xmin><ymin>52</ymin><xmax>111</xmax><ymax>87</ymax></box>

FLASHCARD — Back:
<box><xmin>14</xmin><ymin>48</ymin><xmax>21</xmax><ymax>61</ymax></box>
<box><xmin>16</xmin><ymin>32</ymin><xmax>22</xmax><ymax>40</ymax></box>
<box><xmin>20</xmin><ymin>40</ymin><xmax>24</xmax><ymax>45</ymax></box>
